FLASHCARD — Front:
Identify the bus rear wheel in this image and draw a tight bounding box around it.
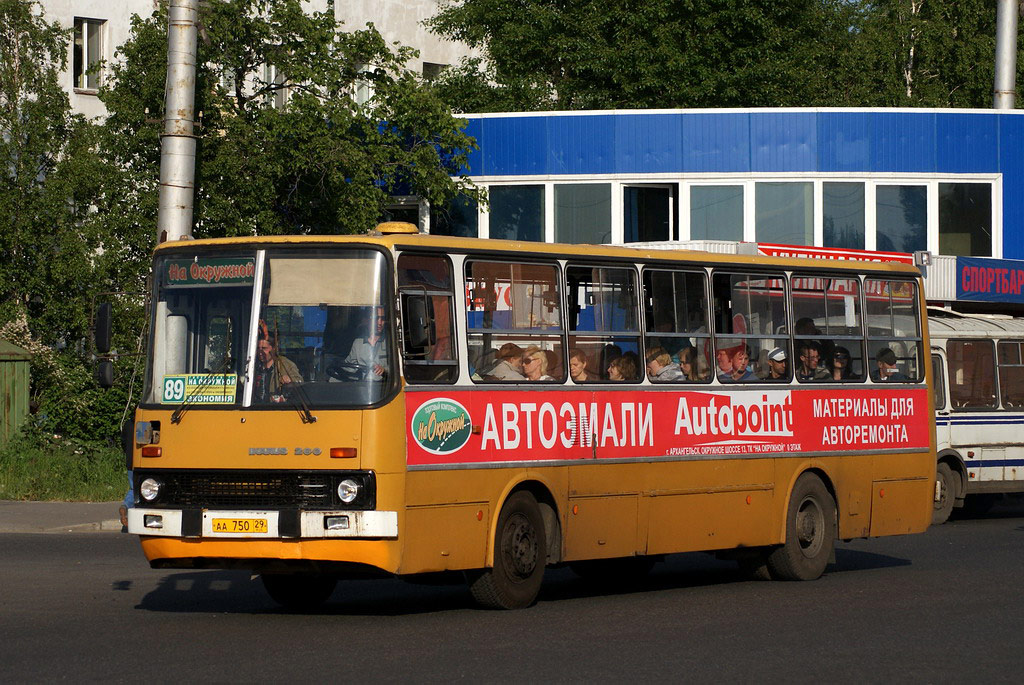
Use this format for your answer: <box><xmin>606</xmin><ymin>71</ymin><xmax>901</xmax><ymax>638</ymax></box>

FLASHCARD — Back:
<box><xmin>932</xmin><ymin>462</ymin><xmax>957</xmax><ymax>525</ymax></box>
<box><xmin>767</xmin><ymin>473</ymin><xmax>836</xmax><ymax>581</ymax></box>
<box><xmin>468</xmin><ymin>491</ymin><xmax>546</xmax><ymax>609</ymax></box>
<box><xmin>261</xmin><ymin>573</ymin><xmax>337</xmax><ymax>611</ymax></box>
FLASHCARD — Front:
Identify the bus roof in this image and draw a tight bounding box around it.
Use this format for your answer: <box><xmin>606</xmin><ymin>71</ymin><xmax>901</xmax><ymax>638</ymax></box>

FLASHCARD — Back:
<box><xmin>154</xmin><ymin>232</ymin><xmax>923</xmax><ymax>276</ymax></box>
<box><xmin>928</xmin><ymin>308</ymin><xmax>1024</xmax><ymax>337</ymax></box>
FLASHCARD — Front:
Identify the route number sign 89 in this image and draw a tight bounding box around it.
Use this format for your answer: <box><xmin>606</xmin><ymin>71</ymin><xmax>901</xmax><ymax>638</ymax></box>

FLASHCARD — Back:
<box><xmin>163</xmin><ymin>376</ymin><xmax>186</xmax><ymax>402</ymax></box>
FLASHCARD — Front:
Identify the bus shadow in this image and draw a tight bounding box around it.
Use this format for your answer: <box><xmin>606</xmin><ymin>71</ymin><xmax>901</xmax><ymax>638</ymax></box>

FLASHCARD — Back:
<box><xmin>135</xmin><ymin>570</ymin><xmax>476</xmax><ymax>616</ymax></box>
<box><xmin>135</xmin><ymin>546</ymin><xmax>913</xmax><ymax>615</ymax></box>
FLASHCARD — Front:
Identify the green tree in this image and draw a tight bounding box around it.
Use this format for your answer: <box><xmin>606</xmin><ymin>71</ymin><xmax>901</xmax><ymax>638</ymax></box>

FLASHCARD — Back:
<box><xmin>427</xmin><ymin>0</ymin><xmax>859</xmax><ymax>111</ymax></box>
<box><xmin>844</xmin><ymin>0</ymin><xmax>1023</xmax><ymax>108</ymax></box>
<box><xmin>0</xmin><ymin>0</ymin><xmax>131</xmax><ymax>444</ymax></box>
<box><xmin>99</xmin><ymin>0</ymin><xmax>483</xmax><ymax>240</ymax></box>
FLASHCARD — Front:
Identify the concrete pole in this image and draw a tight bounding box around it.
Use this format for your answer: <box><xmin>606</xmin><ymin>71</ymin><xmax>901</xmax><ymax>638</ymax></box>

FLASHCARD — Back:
<box><xmin>993</xmin><ymin>0</ymin><xmax>1019</xmax><ymax>109</ymax></box>
<box><xmin>157</xmin><ymin>0</ymin><xmax>200</xmax><ymax>243</ymax></box>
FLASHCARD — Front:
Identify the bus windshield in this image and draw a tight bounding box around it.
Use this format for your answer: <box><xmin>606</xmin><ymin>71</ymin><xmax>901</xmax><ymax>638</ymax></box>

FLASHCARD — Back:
<box><xmin>144</xmin><ymin>248</ymin><xmax>393</xmax><ymax>409</ymax></box>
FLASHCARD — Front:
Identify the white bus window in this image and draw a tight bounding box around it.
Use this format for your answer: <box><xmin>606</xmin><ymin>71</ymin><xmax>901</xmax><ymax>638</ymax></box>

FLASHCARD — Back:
<box><xmin>466</xmin><ymin>260</ymin><xmax>564</xmax><ymax>382</ymax></box>
<box><xmin>567</xmin><ymin>265</ymin><xmax>641</xmax><ymax>382</ymax></box>
<box><xmin>948</xmin><ymin>340</ymin><xmax>996</xmax><ymax>409</ymax></box>
<box><xmin>398</xmin><ymin>254</ymin><xmax>457</xmax><ymax>384</ymax></box>
<box><xmin>997</xmin><ymin>341</ymin><xmax>1024</xmax><ymax>408</ymax></box>
<box><xmin>931</xmin><ymin>353</ymin><xmax>946</xmax><ymax>411</ymax></box>
<box><xmin>865</xmin><ymin>279</ymin><xmax>922</xmax><ymax>382</ymax></box>
<box><xmin>712</xmin><ymin>272</ymin><xmax>788</xmax><ymax>382</ymax></box>
<box><xmin>642</xmin><ymin>269</ymin><xmax>710</xmax><ymax>383</ymax></box>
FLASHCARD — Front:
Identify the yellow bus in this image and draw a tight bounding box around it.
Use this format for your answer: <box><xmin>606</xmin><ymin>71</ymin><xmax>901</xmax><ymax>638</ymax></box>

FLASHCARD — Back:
<box><xmin>122</xmin><ymin>222</ymin><xmax>935</xmax><ymax>609</ymax></box>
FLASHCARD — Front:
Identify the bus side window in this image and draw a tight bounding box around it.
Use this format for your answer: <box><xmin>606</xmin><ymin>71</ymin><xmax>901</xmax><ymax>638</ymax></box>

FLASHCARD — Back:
<box><xmin>997</xmin><ymin>340</ymin><xmax>1024</xmax><ymax>409</ymax></box>
<box><xmin>791</xmin><ymin>274</ymin><xmax>864</xmax><ymax>382</ymax></box>
<box><xmin>947</xmin><ymin>340</ymin><xmax>996</xmax><ymax>409</ymax></box>
<box><xmin>931</xmin><ymin>353</ymin><xmax>946</xmax><ymax>410</ymax></box>
<box><xmin>711</xmin><ymin>271</ymin><xmax>788</xmax><ymax>383</ymax></box>
<box><xmin>567</xmin><ymin>264</ymin><xmax>641</xmax><ymax>382</ymax></box>
<box><xmin>465</xmin><ymin>260</ymin><xmax>564</xmax><ymax>382</ymax></box>
<box><xmin>398</xmin><ymin>254</ymin><xmax>458</xmax><ymax>384</ymax></box>
<box><xmin>865</xmin><ymin>279</ymin><xmax>923</xmax><ymax>382</ymax></box>
<box><xmin>641</xmin><ymin>269</ymin><xmax>710</xmax><ymax>383</ymax></box>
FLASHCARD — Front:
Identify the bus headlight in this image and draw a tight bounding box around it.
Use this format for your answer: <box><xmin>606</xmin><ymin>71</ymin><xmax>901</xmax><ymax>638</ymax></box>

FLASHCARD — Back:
<box><xmin>140</xmin><ymin>477</ymin><xmax>163</xmax><ymax>502</ymax></box>
<box><xmin>337</xmin><ymin>479</ymin><xmax>360</xmax><ymax>504</ymax></box>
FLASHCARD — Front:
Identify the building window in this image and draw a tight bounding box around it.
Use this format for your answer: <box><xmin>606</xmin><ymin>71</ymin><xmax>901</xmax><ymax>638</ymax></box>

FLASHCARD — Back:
<box><xmin>755</xmin><ymin>182</ymin><xmax>812</xmax><ymax>245</ymax></box>
<box><xmin>489</xmin><ymin>185</ymin><xmax>544</xmax><ymax>242</ymax></box>
<box><xmin>939</xmin><ymin>183</ymin><xmax>992</xmax><ymax>257</ymax></box>
<box><xmin>555</xmin><ymin>184</ymin><xmax>611</xmax><ymax>244</ymax></box>
<box><xmin>73</xmin><ymin>18</ymin><xmax>104</xmax><ymax>91</ymax></box>
<box><xmin>876</xmin><ymin>185</ymin><xmax>926</xmax><ymax>253</ymax></box>
<box><xmin>823</xmin><ymin>182</ymin><xmax>865</xmax><ymax>250</ymax></box>
<box><xmin>430</xmin><ymin>196</ymin><xmax>477</xmax><ymax>237</ymax></box>
<box><xmin>624</xmin><ymin>186</ymin><xmax>673</xmax><ymax>242</ymax></box>
<box><xmin>690</xmin><ymin>185</ymin><xmax>743</xmax><ymax>241</ymax></box>
<box><xmin>422</xmin><ymin>63</ymin><xmax>447</xmax><ymax>81</ymax></box>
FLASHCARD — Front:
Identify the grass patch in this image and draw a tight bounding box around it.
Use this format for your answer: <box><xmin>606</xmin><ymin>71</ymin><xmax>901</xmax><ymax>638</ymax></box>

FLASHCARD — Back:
<box><xmin>0</xmin><ymin>436</ymin><xmax>126</xmax><ymax>502</ymax></box>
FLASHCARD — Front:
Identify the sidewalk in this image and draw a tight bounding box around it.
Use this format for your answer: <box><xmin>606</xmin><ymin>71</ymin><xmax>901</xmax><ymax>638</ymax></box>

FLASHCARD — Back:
<box><xmin>0</xmin><ymin>500</ymin><xmax>124</xmax><ymax>533</ymax></box>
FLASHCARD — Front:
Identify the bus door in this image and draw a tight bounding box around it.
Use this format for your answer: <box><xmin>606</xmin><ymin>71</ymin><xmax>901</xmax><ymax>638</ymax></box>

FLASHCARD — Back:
<box><xmin>931</xmin><ymin>349</ymin><xmax>952</xmax><ymax>455</ymax></box>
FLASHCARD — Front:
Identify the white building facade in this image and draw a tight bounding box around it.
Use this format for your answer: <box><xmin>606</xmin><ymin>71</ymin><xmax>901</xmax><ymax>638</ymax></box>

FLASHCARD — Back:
<box><xmin>37</xmin><ymin>0</ymin><xmax>473</xmax><ymax>119</ymax></box>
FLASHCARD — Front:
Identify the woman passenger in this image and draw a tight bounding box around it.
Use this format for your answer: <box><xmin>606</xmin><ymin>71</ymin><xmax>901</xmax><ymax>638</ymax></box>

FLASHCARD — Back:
<box><xmin>679</xmin><ymin>345</ymin><xmax>708</xmax><ymax>382</ymax></box>
<box><xmin>569</xmin><ymin>348</ymin><xmax>592</xmax><ymax>382</ymax></box>
<box><xmin>522</xmin><ymin>346</ymin><xmax>554</xmax><ymax>381</ymax></box>
<box><xmin>608</xmin><ymin>353</ymin><xmax>638</xmax><ymax>381</ymax></box>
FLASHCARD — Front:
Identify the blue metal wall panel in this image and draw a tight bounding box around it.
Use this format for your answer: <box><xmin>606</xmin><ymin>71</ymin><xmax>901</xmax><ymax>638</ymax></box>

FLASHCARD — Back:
<box><xmin>750</xmin><ymin>111</ymin><xmax>817</xmax><ymax>172</ymax></box>
<box><xmin>936</xmin><ymin>113</ymin><xmax>999</xmax><ymax>173</ymax></box>
<box><xmin>871</xmin><ymin>111</ymin><xmax>936</xmax><ymax>172</ymax></box>
<box><xmin>461</xmin><ymin>117</ymin><xmax>484</xmax><ymax>175</ymax></box>
<box><xmin>480</xmin><ymin>117</ymin><xmax>548</xmax><ymax>176</ymax></box>
<box><xmin>614</xmin><ymin>113</ymin><xmax>683</xmax><ymax>174</ymax></box>
<box><xmin>546</xmin><ymin>115</ymin><xmax>616</xmax><ymax>174</ymax></box>
<box><xmin>999</xmin><ymin>115</ymin><xmax>1024</xmax><ymax>260</ymax></box>
<box><xmin>818</xmin><ymin>111</ymin><xmax>871</xmax><ymax>172</ymax></box>
<box><xmin>680</xmin><ymin>112</ymin><xmax>750</xmax><ymax>173</ymax></box>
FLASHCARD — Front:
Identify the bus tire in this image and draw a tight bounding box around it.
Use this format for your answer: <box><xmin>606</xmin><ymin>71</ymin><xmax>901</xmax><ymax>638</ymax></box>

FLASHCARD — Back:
<box><xmin>261</xmin><ymin>573</ymin><xmax>337</xmax><ymax>611</ymax></box>
<box><xmin>767</xmin><ymin>473</ymin><xmax>836</xmax><ymax>581</ymax></box>
<box><xmin>468</xmin><ymin>491</ymin><xmax>546</xmax><ymax>609</ymax></box>
<box><xmin>932</xmin><ymin>462</ymin><xmax>957</xmax><ymax>525</ymax></box>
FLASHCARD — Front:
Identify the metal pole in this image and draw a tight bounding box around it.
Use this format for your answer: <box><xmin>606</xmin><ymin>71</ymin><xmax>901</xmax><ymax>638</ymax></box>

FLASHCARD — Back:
<box><xmin>157</xmin><ymin>0</ymin><xmax>200</xmax><ymax>243</ymax></box>
<box><xmin>994</xmin><ymin>0</ymin><xmax>1019</xmax><ymax>109</ymax></box>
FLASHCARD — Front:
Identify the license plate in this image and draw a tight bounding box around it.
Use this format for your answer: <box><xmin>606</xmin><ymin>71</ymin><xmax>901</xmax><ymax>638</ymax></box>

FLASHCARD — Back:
<box><xmin>211</xmin><ymin>518</ymin><xmax>268</xmax><ymax>534</ymax></box>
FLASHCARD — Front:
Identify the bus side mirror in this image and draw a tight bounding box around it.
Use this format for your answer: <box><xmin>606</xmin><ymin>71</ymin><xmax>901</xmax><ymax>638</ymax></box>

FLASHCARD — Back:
<box><xmin>95</xmin><ymin>302</ymin><xmax>113</xmax><ymax>354</ymax></box>
<box><xmin>402</xmin><ymin>295</ymin><xmax>433</xmax><ymax>351</ymax></box>
<box><xmin>96</xmin><ymin>359</ymin><xmax>114</xmax><ymax>388</ymax></box>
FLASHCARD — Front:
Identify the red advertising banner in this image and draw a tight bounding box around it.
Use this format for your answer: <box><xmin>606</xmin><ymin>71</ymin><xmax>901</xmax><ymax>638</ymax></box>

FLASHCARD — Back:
<box><xmin>757</xmin><ymin>243</ymin><xmax>914</xmax><ymax>265</ymax></box>
<box><xmin>406</xmin><ymin>387</ymin><xmax>931</xmax><ymax>467</ymax></box>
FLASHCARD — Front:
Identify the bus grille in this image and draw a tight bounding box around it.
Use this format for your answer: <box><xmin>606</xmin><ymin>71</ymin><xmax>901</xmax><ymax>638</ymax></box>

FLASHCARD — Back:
<box><xmin>140</xmin><ymin>471</ymin><xmax>334</xmax><ymax>508</ymax></box>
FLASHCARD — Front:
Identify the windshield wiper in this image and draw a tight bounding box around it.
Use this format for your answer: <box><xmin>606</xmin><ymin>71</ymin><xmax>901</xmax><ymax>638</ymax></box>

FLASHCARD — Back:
<box><xmin>284</xmin><ymin>381</ymin><xmax>317</xmax><ymax>424</ymax></box>
<box><xmin>170</xmin><ymin>359</ymin><xmax>233</xmax><ymax>425</ymax></box>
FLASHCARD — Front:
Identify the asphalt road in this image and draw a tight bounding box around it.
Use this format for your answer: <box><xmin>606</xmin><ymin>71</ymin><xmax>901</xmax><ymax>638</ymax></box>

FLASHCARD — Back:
<box><xmin>2</xmin><ymin>501</ymin><xmax>1022</xmax><ymax>682</ymax></box>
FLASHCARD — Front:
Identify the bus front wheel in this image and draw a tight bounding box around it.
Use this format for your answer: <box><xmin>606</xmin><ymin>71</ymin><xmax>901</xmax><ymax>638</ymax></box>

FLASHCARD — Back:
<box><xmin>261</xmin><ymin>573</ymin><xmax>337</xmax><ymax>611</ymax></box>
<box><xmin>467</xmin><ymin>491</ymin><xmax>546</xmax><ymax>609</ymax></box>
<box><xmin>767</xmin><ymin>473</ymin><xmax>836</xmax><ymax>581</ymax></box>
<box><xmin>932</xmin><ymin>462</ymin><xmax>957</xmax><ymax>525</ymax></box>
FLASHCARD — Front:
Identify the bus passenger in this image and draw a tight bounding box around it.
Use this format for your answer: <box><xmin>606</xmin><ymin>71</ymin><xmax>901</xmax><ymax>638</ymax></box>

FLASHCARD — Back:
<box><xmin>871</xmin><ymin>347</ymin><xmax>907</xmax><ymax>382</ymax></box>
<box><xmin>796</xmin><ymin>341</ymin><xmax>829</xmax><ymax>381</ymax></box>
<box><xmin>254</xmin><ymin>334</ymin><xmax>302</xmax><ymax>402</ymax></box>
<box><xmin>715</xmin><ymin>347</ymin><xmax>734</xmax><ymax>378</ymax></box>
<box><xmin>830</xmin><ymin>346</ymin><xmax>855</xmax><ymax>380</ymax></box>
<box><xmin>679</xmin><ymin>346</ymin><xmax>708</xmax><ymax>381</ymax></box>
<box><xmin>608</xmin><ymin>354</ymin><xmax>637</xmax><ymax>381</ymax></box>
<box><xmin>522</xmin><ymin>346</ymin><xmax>554</xmax><ymax>381</ymax></box>
<box><xmin>763</xmin><ymin>346</ymin><xmax>788</xmax><ymax>380</ymax></box>
<box><xmin>487</xmin><ymin>343</ymin><xmax>526</xmax><ymax>380</ymax></box>
<box><xmin>600</xmin><ymin>344</ymin><xmax>622</xmax><ymax>380</ymax></box>
<box><xmin>569</xmin><ymin>348</ymin><xmax>593</xmax><ymax>382</ymax></box>
<box><xmin>646</xmin><ymin>346</ymin><xmax>683</xmax><ymax>382</ymax></box>
<box><xmin>725</xmin><ymin>344</ymin><xmax>755</xmax><ymax>382</ymax></box>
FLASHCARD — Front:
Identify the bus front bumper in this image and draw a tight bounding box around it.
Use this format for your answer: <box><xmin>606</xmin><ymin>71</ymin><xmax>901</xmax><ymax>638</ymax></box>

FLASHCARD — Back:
<box><xmin>127</xmin><ymin>508</ymin><xmax>398</xmax><ymax>539</ymax></box>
